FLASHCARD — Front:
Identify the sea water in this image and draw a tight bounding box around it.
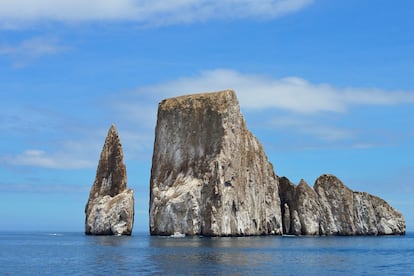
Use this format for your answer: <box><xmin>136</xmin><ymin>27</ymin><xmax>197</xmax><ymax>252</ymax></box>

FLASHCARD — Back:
<box><xmin>1</xmin><ymin>232</ymin><xmax>413</xmax><ymax>275</ymax></box>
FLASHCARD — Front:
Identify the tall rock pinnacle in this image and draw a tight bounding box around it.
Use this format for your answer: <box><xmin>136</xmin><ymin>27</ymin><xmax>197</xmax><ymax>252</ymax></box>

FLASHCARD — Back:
<box><xmin>149</xmin><ymin>90</ymin><xmax>282</xmax><ymax>236</ymax></box>
<box><xmin>85</xmin><ymin>124</ymin><xmax>134</xmax><ymax>235</ymax></box>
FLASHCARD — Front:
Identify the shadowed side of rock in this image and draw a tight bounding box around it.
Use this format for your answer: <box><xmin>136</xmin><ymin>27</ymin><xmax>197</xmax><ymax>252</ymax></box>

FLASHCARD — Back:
<box><xmin>85</xmin><ymin>125</ymin><xmax>134</xmax><ymax>235</ymax></box>
<box><xmin>279</xmin><ymin>174</ymin><xmax>405</xmax><ymax>236</ymax></box>
<box><xmin>149</xmin><ymin>90</ymin><xmax>282</xmax><ymax>236</ymax></box>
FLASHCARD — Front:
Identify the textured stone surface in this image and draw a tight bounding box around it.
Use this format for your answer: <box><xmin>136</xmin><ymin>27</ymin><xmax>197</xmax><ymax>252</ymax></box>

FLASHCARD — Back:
<box><xmin>279</xmin><ymin>177</ymin><xmax>320</xmax><ymax>235</ymax></box>
<box><xmin>85</xmin><ymin>125</ymin><xmax>134</xmax><ymax>235</ymax></box>
<box><xmin>149</xmin><ymin>90</ymin><xmax>282</xmax><ymax>236</ymax></box>
<box><xmin>279</xmin><ymin>174</ymin><xmax>405</xmax><ymax>235</ymax></box>
<box><xmin>148</xmin><ymin>90</ymin><xmax>404</xmax><ymax>236</ymax></box>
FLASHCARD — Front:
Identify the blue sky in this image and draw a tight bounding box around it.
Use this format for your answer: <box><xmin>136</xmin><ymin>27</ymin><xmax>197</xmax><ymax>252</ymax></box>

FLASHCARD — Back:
<box><xmin>0</xmin><ymin>0</ymin><xmax>413</xmax><ymax>233</ymax></box>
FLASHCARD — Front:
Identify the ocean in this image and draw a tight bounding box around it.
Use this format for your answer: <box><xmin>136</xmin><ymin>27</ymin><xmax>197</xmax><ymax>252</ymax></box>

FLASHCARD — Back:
<box><xmin>1</xmin><ymin>232</ymin><xmax>413</xmax><ymax>275</ymax></box>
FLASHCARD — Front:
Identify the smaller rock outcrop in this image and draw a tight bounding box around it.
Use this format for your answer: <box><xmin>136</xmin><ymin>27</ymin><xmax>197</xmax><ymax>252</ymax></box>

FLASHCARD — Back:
<box><xmin>279</xmin><ymin>177</ymin><xmax>320</xmax><ymax>235</ymax></box>
<box><xmin>279</xmin><ymin>174</ymin><xmax>406</xmax><ymax>236</ymax></box>
<box><xmin>85</xmin><ymin>124</ymin><xmax>134</xmax><ymax>235</ymax></box>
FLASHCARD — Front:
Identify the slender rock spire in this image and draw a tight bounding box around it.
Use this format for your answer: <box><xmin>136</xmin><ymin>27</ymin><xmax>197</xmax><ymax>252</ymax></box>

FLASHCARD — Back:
<box><xmin>85</xmin><ymin>124</ymin><xmax>134</xmax><ymax>235</ymax></box>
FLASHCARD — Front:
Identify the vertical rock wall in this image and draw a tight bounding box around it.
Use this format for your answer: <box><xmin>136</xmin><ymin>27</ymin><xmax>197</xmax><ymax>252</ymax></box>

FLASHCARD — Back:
<box><xmin>149</xmin><ymin>90</ymin><xmax>282</xmax><ymax>236</ymax></box>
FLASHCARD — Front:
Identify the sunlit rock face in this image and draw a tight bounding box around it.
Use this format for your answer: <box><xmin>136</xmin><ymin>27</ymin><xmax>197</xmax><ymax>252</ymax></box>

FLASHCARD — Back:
<box><xmin>279</xmin><ymin>177</ymin><xmax>320</xmax><ymax>235</ymax></box>
<box><xmin>85</xmin><ymin>125</ymin><xmax>134</xmax><ymax>235</ymax></box>
<box><xmin>149</xmin><ymin>90</ymin><xmax>282</xmax><ymax>236</ymax></box>
<box><xmin>280</xmin><ymin>174</ymin><xmax>406</xmax><ymax>236</ymax></box>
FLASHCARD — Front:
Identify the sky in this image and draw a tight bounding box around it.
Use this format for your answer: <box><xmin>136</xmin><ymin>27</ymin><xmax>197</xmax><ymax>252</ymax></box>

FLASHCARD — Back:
<box><xmin>0</xmin><ymin>0</ymin><xmax>413</xmax><ymax>233</ymax></box>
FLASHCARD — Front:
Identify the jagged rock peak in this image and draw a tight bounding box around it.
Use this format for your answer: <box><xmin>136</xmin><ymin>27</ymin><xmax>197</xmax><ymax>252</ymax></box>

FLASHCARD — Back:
<box><xmin>315</xmin><ymin>174</ymin><xmax>405</xmax><ymax>235</ymax></box>
<box><xmin>150</xmin><ymin>90</ymin><xmax>282</xmax><ymax>236</ymax></box>
<box><xmin>93</xmin><ymin>124</ymin><xmax>127</xmax><ymax>198</ymax></box>
<box><xmin>85</xmin><ymin>124</ymin><xmax>134</xmax><ymax>235</ymax></box>
<box><xmin>279</xmin><ymin>174</ymin><xmax>405</xmax><ymax>236</ymax></box>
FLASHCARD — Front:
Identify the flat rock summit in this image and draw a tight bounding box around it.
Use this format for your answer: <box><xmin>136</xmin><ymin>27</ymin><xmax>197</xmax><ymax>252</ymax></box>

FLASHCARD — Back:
<box><xmin>150</xmin><ymin>90</ymin><xmax>281</xmax><ymax>236</ymax></box>
<box><xmin>85</xmin><ymin>125</ymin><xmax>134</xmax><ymax>235</ymax></box>
<box><xmin>149</xmin><ymin>90</ymin><xmax>405</xmax><ymax>236</ymax></box>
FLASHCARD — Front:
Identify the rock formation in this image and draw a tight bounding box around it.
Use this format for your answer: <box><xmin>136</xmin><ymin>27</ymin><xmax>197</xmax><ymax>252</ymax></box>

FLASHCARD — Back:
<box><xmin>149</xmin><ymin>90</ymin><xmax>282</xmax><ymax>236</ymax></box>
<box><xmin>85</xmin><ymin>124</ymin><xmax>134</xmax><ymax>235</ymax></box>
<box><xmin>280</xmin><ymin>174</ymin><xmax>406</xmax><ymax>235</ymax></box>
<box><xmin>279</xmin><ymin>177</ymin><xmax>321</xmax><ymax>235</ymax></box>
<box><xmin>148</xmin><ymin>89</ymin><xmax>405</xmax><ymax>236</ymax></box>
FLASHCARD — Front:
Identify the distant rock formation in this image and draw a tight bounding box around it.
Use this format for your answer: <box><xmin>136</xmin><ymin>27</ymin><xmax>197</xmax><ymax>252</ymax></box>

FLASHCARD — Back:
<box><xmin>279</xmin><ymin>174</ymin><xmax>406</xmax><ymax>235</ymax></box>
<box><xmin>85</xmin><ymin>125</ymin><xmax>134</xmax><ymax>235</ymax></box>
<box><xmin>149</xmin><ymin>90</ymin><xmax>282</xmax><ymax>236</ymax></box>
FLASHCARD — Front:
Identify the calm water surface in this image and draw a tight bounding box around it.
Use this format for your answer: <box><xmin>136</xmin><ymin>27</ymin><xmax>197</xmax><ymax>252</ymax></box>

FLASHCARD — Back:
<box><xmin>1</xmin><ymin>232</ymin><xmax>413</xmax><ymax>275</ymax></box>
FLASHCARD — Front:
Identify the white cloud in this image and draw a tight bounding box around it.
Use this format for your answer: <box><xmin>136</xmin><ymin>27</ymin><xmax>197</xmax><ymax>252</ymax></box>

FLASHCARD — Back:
<box><xmin>1</xmin><ymin>149</ymin><xmax>94</xmax><ymax>169</ymax></box>
<box><xmin>269</xmin><ymin>116</ymin><xmax>353</xmax><ymax>141</ymax></box>
<box><xmin>0</xmin><ymin>37</ymin><xmax>68</xmax><ymax>67</ymax></box>
<box><xmin>118</xmin><ymin>69</ymin><xmax>414</xmax><ymax>148</ymax></box>
<box><xmin>4</xmin><ymin>68</ymin><xmax>414</xmax><ymax>169</ymax></box>
<box><xmin>0</xmin><ymin>106</ymin><xmax>106</xmax><ymax>169</ymax></box>
<box><xmin>135</xmin><ymin>69</ymin><xmax>414</xmax><ymax>113</ymax></box>
<box><xmin>0</xmin><ymin>0</ymin><xmax>313</xmax><ymax>27</ymax></box>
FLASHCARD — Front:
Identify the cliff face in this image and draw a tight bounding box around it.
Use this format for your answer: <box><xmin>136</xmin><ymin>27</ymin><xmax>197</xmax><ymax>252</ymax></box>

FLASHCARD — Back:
<box><xmin>149</xmin><ymin>90</ymin><xmax>405</xmax><ymax>236</ymax></box>
<box><xmin>85</xmin><ymin>125</ymin><xmax>134</xmax><ymax>235</ymax></box>
<box><xmin>149</xmin><ymin>90</ymin><xmax>282</xmax><ymax>236</ymax></box>
<box><xmin>280</xmin><ymin>174</ymin><xmax>406</xmax><ymax>235</ymax></box>
<box><xmin>279</xmin><ymin>177</ymin><xmax>321</xmax><ymax>235</ymax></box>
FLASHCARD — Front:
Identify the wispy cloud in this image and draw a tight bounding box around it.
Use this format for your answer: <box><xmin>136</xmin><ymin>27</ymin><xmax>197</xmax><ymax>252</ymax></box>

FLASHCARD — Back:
<box><xmin>1</xmin><ymin>149</ymin><xmax>94</xmax><ymax>169</ymax></box>
<box><xmin>0</xmin><ymin>105</ymin><xmax>104</xmax><ymax>170</ymax></box>
<box><xmin>0</xmin><ymin>0</ymin><xmax>313</xmax><ymax>27</ymax></box>
<box><xmin>3</xmin><ymin>68</ymin><xmax>414</xmax><ymax>169</ymax></box>
<box><xmin>133</xmin><ymin>69</ymin><xmax>414</xmax><ymax>113</ymax></box>
<box><xmin>114</xmin><ymin>69</ymin><xmax>414</xmax><ymax>150</ymax></box>
<box><xmin>268</xmin><ymin>116</ymin><xmax>353</xmax><ymax>141</ymax></box>
<box><xmin>0</xmin><ymin>37</ymin><xmax>68</xmax><ymax>67</ymax></box>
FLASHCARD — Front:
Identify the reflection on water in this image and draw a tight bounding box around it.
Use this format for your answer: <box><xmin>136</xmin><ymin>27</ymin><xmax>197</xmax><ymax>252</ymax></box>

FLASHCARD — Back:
<box><xmin>148</xmin><ymin>236</ymin><xmax>278</xmax><ymax>274</ymax></box>
<box><xmin>89</xmin><ymin>235</ymin><xmax>132</xmax><ymax>247</ymax></box>
<box><xmin>2</xmin><ymin>232</ymin><xmax>412</xmax><ymax>275</ymax></box>
<box><xmin>144</xmin><ymin>234</ymin><xmax>414</xmax><ymax>275</ymax></box>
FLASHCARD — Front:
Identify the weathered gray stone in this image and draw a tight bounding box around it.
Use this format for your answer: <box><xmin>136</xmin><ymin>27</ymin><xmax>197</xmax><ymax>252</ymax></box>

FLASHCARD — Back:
<box><xmin>296</xmin><ymin>179</ymin><xmax>321</xmax><ymax>235</ymax></box>
<box><xmin>85</xmin><ymin>124</ymin><xmax>134</xmax><ymax>235</ymax></box>
<box><xmin>315</xmin><ymin>174</ymin><xmax>355</xmax><ymax>235</ymax></box>
<box><xmin>279</xmin><ymin>174</ymin><xmax>405</xmax><ymax>236</ymax></box>
<box><xmin>148</xmin><ymin>89</ymin><xmax>404</xmax><ymax>236</ymax></box>
<box><xmin>279</xmin><ymin>177</ymin><xmax>320</xmax><ymax>235</ymax></box>
<box><xmin>149</xmin><ymin>90</ymin><xmax>282</xmax><ymax>236</ymax></box>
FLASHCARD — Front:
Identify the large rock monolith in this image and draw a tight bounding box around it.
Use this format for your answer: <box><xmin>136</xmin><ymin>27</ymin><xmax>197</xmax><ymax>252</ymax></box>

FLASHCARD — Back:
<box><xmin>149</xmin><ymin>90</ymin><xmax>282</xmax><ymax>236</ymax></box>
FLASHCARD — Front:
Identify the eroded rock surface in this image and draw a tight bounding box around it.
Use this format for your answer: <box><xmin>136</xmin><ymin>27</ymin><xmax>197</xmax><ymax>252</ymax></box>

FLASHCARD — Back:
<box><xmin>148</xmin><ymin>90</ymin><xmax>405</xmax><ymax>236</ymax></box>
<box><xmin>280</xmin><ymin>174</ymin><xmax>406</xmax><ymax>235</ymax></box>
<box><xmin>85</xmin><ymin>124</ymin><xmax>134</xmax><ymax>235</ymax></box>
<box><xmin>149</xmin><ymin>90</ymin><xmax>282</xmax><ymax>236</ymax></box>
